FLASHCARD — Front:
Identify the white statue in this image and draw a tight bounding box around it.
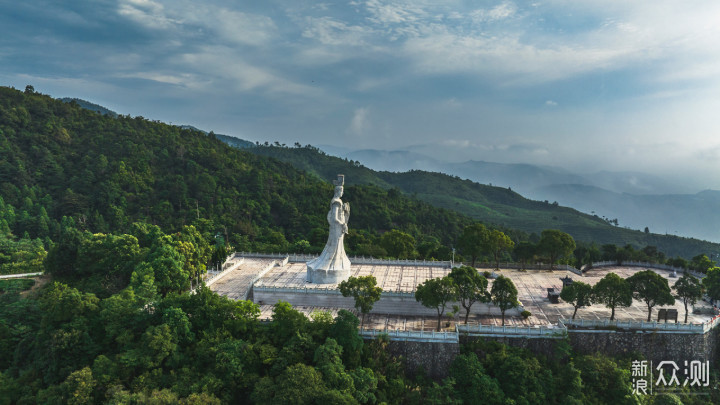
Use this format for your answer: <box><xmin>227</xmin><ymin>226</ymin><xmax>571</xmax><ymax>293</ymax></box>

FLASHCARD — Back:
<box><xmin>307</xmin><ymin>174</ymin><xmax>352</xmax><ymax>283</ymax></box>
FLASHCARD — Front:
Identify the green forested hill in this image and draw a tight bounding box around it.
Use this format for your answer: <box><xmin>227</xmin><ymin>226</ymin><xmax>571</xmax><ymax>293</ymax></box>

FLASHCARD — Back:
<box><xmin>2</xmin><ymin>87</ymin><xmax>716</xmax><ymax>404</ymax></box>
<box><xmin>247</xmin><ymin>144</ymin><xmax>720</xmax><ymax>258</ymax></box>
<box><xmin>0</xmin><ymin>86</ymin><xmax>475</xmax><ymax>258</ymax></box>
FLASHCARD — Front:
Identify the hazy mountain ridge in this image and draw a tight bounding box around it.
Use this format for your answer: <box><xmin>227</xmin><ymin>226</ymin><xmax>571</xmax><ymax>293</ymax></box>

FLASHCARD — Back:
<box><xmin>59</xmin><ymin>97</ymin><xmax>118</xmax><ymax>117</ymax></box>
<box><xmin>341</xmin><ymin>148</ymin><xmax>695</xmax><ymax>195</ymax></box>
<box><xmin>334</xmin><ymin>148</ymin><xmax>719</xmax><ymax>243</ymax></box>
<box><xmin>531</xmin><ymin>184</ymin><xmax>720</xmax><ymax>243</ymax></box>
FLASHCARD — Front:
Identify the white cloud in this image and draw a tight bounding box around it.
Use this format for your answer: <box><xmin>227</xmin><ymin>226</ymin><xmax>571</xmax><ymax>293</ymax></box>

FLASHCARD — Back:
<box><xmin>469</xmin><ymin>2</ymin><xmax>517</xmax><ymax>22</ymax></box>
<box><xmin>118</xmin><ymin>71</ymin><xmax>203</xmax><ymax>88</ymax></box>
<box><xmin>302</xmin><ymin>17</ymin><xmax>372</xmax><ymax>46</ymax></box>
<box><xmin>183</xmin><ymin>7</ymin><xmax>278</xmax><ymax>47</ymax></box>
<box><xmin>117</xmin><ymin>0</ymin><xmax>175</xmax><ymax>29</ymax></box>
<box><xmin>545</xmin><ymin>100</ymin><xmax>557</xmax><ymax>106</ymax></box>
<box><xmin>213</xmin><ymin>10</ymin><xmax>277</xmax><ymax>46</ymax></box>
<box><xmin>349</xmin><ymin>107</ymin><xmax>370</xmax><ymax>135</ymax></box>
<box><xmin>176</xmin><ymin>46</ymin><xmax>319</xmax><ymax>96</ymax></box>
<box><xmin>365</xmin><ymin>0</ymin><xmax>425</xmax><ymax>25</ymax></box>
<box><xmin>117</xmin><ymin>1</ymin><xmax>278</xmax><ymax>47</ymax></box>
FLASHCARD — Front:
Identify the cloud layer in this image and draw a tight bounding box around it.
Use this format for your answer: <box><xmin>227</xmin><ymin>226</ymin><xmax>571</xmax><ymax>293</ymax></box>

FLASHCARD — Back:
<box><xmin>1</xmin><ymin>0</ymin><xmax>719</xmax><ymax>189</ymax></box>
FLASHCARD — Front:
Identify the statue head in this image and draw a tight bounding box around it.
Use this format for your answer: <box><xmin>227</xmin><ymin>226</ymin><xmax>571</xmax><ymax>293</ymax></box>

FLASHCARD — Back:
<box><xmin>332</xmin><ymin>174</ymin><xmax>345</xmax><ymax>198</ymax></box>
<box><xmin>332</xmin><ymin>174</ymin><xmax>345</xmax><ymax>187</ymax></box>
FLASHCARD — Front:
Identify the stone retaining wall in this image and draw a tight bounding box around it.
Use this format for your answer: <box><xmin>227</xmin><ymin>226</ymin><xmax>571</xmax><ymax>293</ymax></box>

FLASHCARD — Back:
<box><xmin>386</xmin><ymin>340</ymin><xmax>460</xmax><ymax>379</ymax></box>
<box><xmin>566</xmin><ymin>327</ymin><xmax>719</xmax><ymax>365</ymax></box>
<box><xmin>378</xmin><ymin>326</ymin><xmax>720</xmax><ymax>379</ymax></box>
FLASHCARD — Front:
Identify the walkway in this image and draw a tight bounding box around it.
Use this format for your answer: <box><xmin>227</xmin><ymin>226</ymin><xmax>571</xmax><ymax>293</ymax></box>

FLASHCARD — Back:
<box><xmin>0</xmin><ymin>272</ymin><xmax>43</xmax><ymax>279</ymax></box>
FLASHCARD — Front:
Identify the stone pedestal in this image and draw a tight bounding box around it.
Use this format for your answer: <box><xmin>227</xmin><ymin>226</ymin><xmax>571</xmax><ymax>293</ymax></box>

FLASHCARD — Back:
<box><xmin>306</xmin><ymin>260</ymin><xmax>351</xmax><ymax>284</ymax></box>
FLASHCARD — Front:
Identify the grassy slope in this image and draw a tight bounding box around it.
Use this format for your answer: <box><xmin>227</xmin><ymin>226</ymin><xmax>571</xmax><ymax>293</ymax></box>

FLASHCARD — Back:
<box><xmin>247</xmin><ymin>145</ymin><xmax>720</xmax><ymax>258</ymax></box>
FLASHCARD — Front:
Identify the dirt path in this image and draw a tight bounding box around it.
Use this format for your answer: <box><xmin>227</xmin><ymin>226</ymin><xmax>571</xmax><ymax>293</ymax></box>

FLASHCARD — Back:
<box><xmin>20</xmin><ymin>274</ymin><xmax>52</xmax><ymax>298</ymax></box>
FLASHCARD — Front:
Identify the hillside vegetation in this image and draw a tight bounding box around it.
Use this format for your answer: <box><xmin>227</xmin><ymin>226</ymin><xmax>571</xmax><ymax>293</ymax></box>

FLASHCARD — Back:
<box><xmin>247</xmin><ymin>145</ymin><xmax>719</xmax><ymax>258</ymax></box>
<box><xmin>0</xmin><ymin>87</ymin><xmax>478</xmax><ymax>260</ymax></box>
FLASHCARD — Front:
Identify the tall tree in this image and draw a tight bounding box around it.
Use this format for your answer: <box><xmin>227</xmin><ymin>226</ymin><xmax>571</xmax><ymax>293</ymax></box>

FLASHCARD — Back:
<box><xmin>338</xmin><ymin>275</ymin><xmax>382</xmax><ymax>328</ymax></box>
<box><xmin>514</xmin><ymin>241</ymin><xmax>535</xmax><ymax>271</ymax></box>
<box><xmin>490</xmin><ymin>275</ymin><xmax>519</xmax><ymax>326</ymax></box>
<box><xmin>538</xmin><ymin>230</ymin><xmax>575</xmax><ymax>269</ymax></box>
<box><xmin>449</xmin><ymin>353</ymin><xmax>505</xmax><ymax>404</ymax></box>
<box><xmin>690</xmin><ymin>254</ymin><xmax>715</xmax><ymax>273</ymax></box>
<box><xmin>560</xmin><ymin>281</ymin><xmax>593</xmax><ymax>319</ymax></box>
<box><xmin>593</xmin><ymin>273</ymin><xmax>632</xmax><ymax>321</ymax></box>
<box><xmin>380</xmin><ymin>229</ymin><xmax>416</xmax><ymax>259</ymax></box>
<box><xmin>458</xmin><ymin>224</ymin><xmax>487</xmax><ymax>266</ymax></box>
<box><xmin>271</xmin><ymin>300</ymin><xmax>309</xmax><ymax>345</ymax></box>
<box><xmin>702</xmin><ymin>267</ymin><xmax>720</xmax><ymax>305</ymax></box>
<box><xmin>415</xmin><ymin>276</ymin><xmax>457</xmax><ymax>331</ymax></box>
<box><xmin>627</xmin><ymin>270</ymin><xmax>675</xmax><ymax>322</ymax></box>
<box><xmin>174</xmin><ymin>225</ymin><xmax>212</xmax><ymax>280</ymax></box>
<box><xmin>673</xmin><ymin>273</ymin><xmax>704</xmax><ymax>323</ymax></box>
<box><xmin>448</xmin><ymin>266</ymin><xmax>489</xmax><ymax>324</ymax></box>
<box><xmin>485</xmin><ymin>230</ymin><xmax>514</xmax><ymax>270</ymax></box>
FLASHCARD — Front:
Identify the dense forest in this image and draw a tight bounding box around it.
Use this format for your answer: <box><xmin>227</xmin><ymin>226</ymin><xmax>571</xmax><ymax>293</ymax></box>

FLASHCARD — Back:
<box><xmin>0</xmin><ymin>86</ymin><xmax>477</xmax><ymax>261</ymax></box>
<box><xmin>6</xmin><ymin>274</ymin><xmax>703</xmax><ymax>404</ymax></box>
<box><xmin>1</xmin><ymin>86</ymin><xmax>717</xmax><ymax>403</ymax></box>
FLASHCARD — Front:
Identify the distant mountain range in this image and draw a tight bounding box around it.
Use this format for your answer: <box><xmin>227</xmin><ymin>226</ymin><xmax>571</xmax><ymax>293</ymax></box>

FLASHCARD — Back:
<box><xmin>531</xmin><ymin>185</ymin><xmax>720</xmax><ymax>243</ymax></box>
<box><xmin>338</xmin><ymin>149</ymin><xmax>696</xmax><ymax>195</ymax></box>
<box><xmin>60</xmin><ymin>97</ymin><xmax>118</xmax><ymax>117</ymax></box>
<box><xmin>330</xmin><ymin>148</ymin><xmax>719</xmax><ymax>243</ymax></box>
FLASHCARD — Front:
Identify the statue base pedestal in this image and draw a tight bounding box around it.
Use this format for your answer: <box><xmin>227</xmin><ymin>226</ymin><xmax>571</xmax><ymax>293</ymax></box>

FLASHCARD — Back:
<box><xmin>306</xmin><ymin>264</ymin><xmax>351</xmax><ymax>284</ymax></box>
<box><xmin>306</xmin><ymin>238</ymin><xmax>351</xmax><ymax>284</ymax></box>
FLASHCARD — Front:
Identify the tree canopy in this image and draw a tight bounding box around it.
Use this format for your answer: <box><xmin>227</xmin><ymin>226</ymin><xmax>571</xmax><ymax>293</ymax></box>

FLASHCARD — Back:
<box><xmin>448</xmin><ymin>265</ymin><xmax>489</xmax><ymax>324</ymax></box>
<box><xmin>560</xmin><ymin>281</ymin><xmax>593</xmax><ymax>320</ymax></box>
<box><xmin>592</xmin><ymin>273</ymin><xmax>632</xmax><ymax>321</ymax></box>
<box><xmin>673</xmin><ymin>273</ymin><xmax>703</xmax><ymax>323</ymax></box>
<box><xmin>538</xmin><ymin>230</ymin><xmax>576</xmax><ymax>268</ymax></box>
<box><xmin>485</xmin><ymin>229</ymin><xmax>514</xmax><ymax>270</ymax></box>
<box><xmin>415</xmin><ymin>276</ymin><xmax>457</xmax><ymax>331</ymax></box>
<box><xmin>702</xmin><ymin>267</ymin><xmax>720</xmax><ymax>304</ymax></box>
<box><xmin>457</xmin><ymin>224</ymin><xmax>487</xmax><ymax>266</ymax></box>
<box><xmin>490</xmin><ymin>275</ymin><xmax>519</xmax><ymax>326</ymax></box>
<box><xmin>626</xmin><ymin>270</ymin><xmax>675</xmax><ymax>322</ymax></box>
<box><xmin>338</xmin><ymin>275</ymin><xmax>382</xmax><ymax>328</ymax></box>
<box><xmin>379</xmin><ymin>229</ymin><xmax>416</xmax><ymax>259</ymax></box>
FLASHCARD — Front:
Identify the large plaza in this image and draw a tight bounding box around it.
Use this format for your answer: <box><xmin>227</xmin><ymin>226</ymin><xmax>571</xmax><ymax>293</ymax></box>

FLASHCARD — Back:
<box><xmin>208</xmin><ymin>256</ymin><xmax>716</xmax><ymax>331</ymax></box>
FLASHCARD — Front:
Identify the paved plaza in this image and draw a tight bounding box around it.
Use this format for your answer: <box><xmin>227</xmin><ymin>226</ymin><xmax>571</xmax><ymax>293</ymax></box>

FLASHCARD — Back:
<box><xmin>255</xmin><ymin>261</ymin><xmax>450</xmax><ymax>292</ymax></box>
<box><xmin>210</xmin><ymin>258</ymin><xmax>716</xmax><ymax>331</ymax></box>
<box><xmin>490</xmin><ymin>266</ymin><xmax>713</xmax><ymax>326</ymax></box>
<box><xmin>207</xmin><ymin>258</ymin><xmax>275</xmax><ymax>300</ymax></box>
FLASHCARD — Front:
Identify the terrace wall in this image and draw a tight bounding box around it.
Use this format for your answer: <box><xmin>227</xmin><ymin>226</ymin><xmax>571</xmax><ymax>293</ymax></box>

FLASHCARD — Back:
<box><xmin>386</xmin><ymin>340</ymin><xmax>460</xmax><ymax>379</ymax></box>
<box><xmin>566</xmin><ymin>327</ymin><xmax>719</xmax><ymax>365</ymax></box>
<box><xmin>386</xmin><ymin>328</ymin><xmax>720</xmax><ymax>379</ymax></box>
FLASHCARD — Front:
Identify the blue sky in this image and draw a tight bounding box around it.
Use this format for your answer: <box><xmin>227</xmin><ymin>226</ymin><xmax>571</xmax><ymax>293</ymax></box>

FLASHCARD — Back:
<box><xmin>2</xmin><ymin>0</ymin><xmax>719</xmax><ymax>189</ymax></box>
